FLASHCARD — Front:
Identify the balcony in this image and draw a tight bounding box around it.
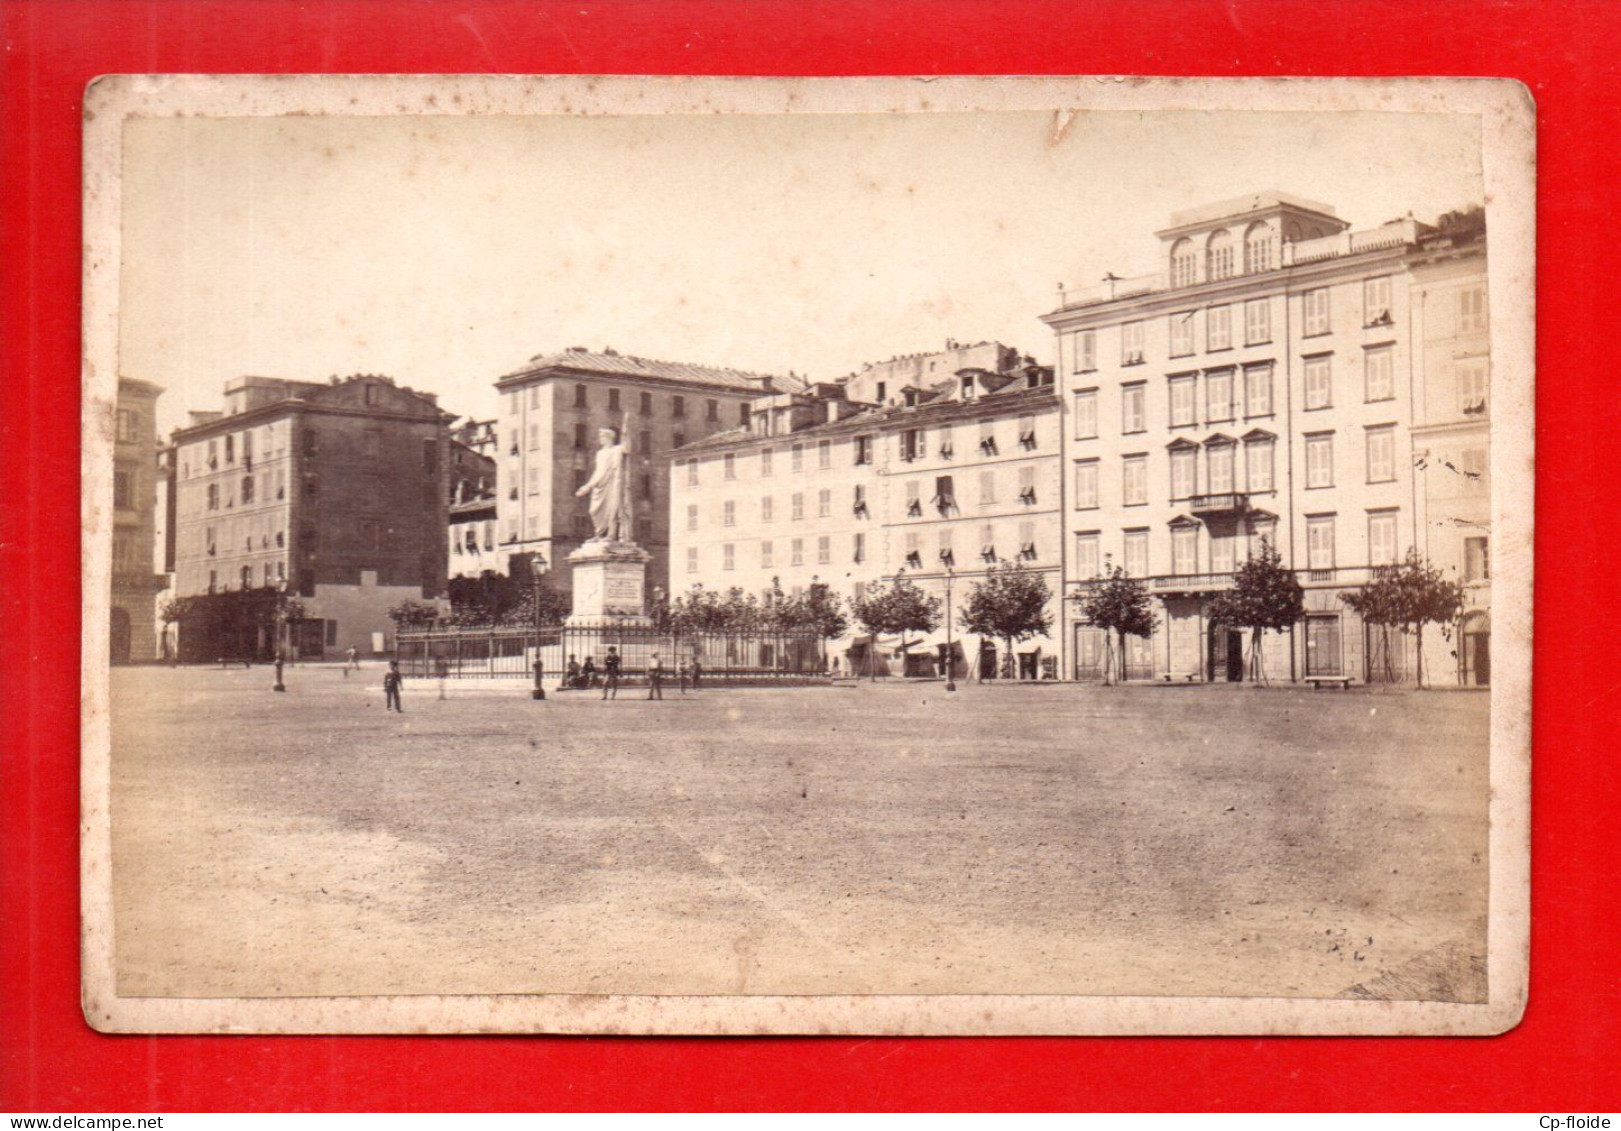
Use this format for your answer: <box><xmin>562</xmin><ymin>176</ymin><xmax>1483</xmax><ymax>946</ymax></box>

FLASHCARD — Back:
<box><xmin>1187</xmin><ymin>492</ymin><xmax>1249</xmax><ymax>518</ymax></box>
<box><xmin>1151</xmin><ymin>573</ymin><xmax>1236</xmax><ymax>594</ymax></box>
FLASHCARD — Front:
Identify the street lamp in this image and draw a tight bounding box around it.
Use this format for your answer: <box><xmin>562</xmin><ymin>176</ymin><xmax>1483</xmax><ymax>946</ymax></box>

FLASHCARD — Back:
<box><xmin>944</xmin><ymin>563</ymin><xmax>957</xmax><ymax>692</ymax></box>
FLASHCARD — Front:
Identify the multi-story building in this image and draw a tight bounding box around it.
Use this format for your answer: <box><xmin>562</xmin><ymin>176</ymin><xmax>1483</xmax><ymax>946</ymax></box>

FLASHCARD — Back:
<box><xmin>670</xmin><ymin>345</ymin><xmax>1062</xmax><ymax>678</ymax></box>
<box><xmin>493</xmin><ymin>348</ymin><xmax>799</xmax><ymax>600</ymax></box>
<box><xmin>446</xmin><ymin>418</ymin><xmax>500</xmax><ymax>581</ymax></box>
<box><xmin>110</xmin><ymin>378</ymin><xmax>164</xmax><ymax>663</ymax></box>
<box><xmin>166</xmin><ymin>374</ymin><xmax>452</xmax><ymax>659</ymax></box>
<box><xmin>1043</xmin><ymin>192</ymin><xmax>1490</xmax><ymax>684</ymax></box>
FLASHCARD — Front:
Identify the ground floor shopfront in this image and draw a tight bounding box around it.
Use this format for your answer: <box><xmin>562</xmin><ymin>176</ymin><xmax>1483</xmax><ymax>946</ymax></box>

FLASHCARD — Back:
<box><xmin>1064</xmin><ymin>578</ymin><xmax>1491</xmax><ymax>687</ymax></box>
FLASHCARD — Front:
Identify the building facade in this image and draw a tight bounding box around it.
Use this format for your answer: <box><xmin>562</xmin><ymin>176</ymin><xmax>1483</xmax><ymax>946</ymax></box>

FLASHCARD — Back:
<box><xmin>670</xmin><ymin>346</ymin><xmax>1063</xmax><ymax>678</ymax></box>
<box><xmin>111</xmin><ymin>378</ymin><xmax>164</xmax><ymax>663</ymax></box>
<box><xmin>166</xmin><ymin>374</ymin><xmax>452</xmax><ymax>659</ymax></box>
<box><xmin>1043</xmin><ymin>192</ymin><xmax>1490</xmax><ymax>684</ymax></box>
<box><xmin>493</xmin><ymin>349</ymin><xmax>797</xmax><ymax>601</ymax></box>
<box><xmin>446</xmin><ymin>418</ymin><xmax>500</xmax><ymax>581</ymax></box>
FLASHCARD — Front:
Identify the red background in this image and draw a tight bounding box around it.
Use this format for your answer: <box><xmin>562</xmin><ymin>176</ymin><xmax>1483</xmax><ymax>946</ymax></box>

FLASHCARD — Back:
<box><xmin>2</xmin><ymin>0</ymin><xmax>1615</xmax><ymax>1112</ymax></box>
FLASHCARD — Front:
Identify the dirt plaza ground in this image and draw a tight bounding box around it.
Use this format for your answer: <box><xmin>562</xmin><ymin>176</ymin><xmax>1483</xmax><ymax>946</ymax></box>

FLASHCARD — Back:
<box><xmin>108</xmin><ymin>664</ymin><xmax>1490</xmax><ymax>1001</ymax></box>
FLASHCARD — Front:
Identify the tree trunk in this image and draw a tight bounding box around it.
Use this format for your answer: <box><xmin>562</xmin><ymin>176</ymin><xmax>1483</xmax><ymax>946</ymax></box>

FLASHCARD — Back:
<box><xmin>1415</xmin><ymin>622</ymin><xmax>1425</xmax><ymax>689</ymax></box>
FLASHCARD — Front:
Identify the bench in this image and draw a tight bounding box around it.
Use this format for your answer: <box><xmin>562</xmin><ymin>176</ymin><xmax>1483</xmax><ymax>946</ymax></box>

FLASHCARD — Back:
<box><xmin>1305</xmin><ymin>675</ymin><xmax>1353</xmax><ymax>690</ymax></box>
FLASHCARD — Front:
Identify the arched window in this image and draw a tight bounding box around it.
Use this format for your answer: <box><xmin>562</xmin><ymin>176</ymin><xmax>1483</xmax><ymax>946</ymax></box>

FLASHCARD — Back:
<box><xmin>1206</xmin><ymin>229</ymin><xmax>1234</xmax><ymax>281</ymax></box>
<box><xmin>1170</xmin><ymin>238</ymin><xmax>1198</xmax><ymax>288</ymax></box>
<box><xmin>1243</xmin><ymin>222</ymin><xmax>1275</xmax><ymax>274</ymax></box>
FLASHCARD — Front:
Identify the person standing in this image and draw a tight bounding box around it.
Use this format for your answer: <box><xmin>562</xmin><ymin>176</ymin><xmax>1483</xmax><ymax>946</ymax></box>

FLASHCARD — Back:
<box><xmin>601</xmin><ymin>647</ymin><xmax>621</xmax><ymax>700</ymax></box>
<box><xmin>383</xmin><ymin>660</ymin><xmax>404</xmax><ymax>712</ymax></box>
<box><xmin>345</xmin><ymin>645</ymin><xmax>358</xmax><ymax>677</ymax></box>
<box><xmin>690</xmin><ymin>655</ymin><xmax>702</xmax><ymax>691</ymax></box>
<box><xmin>677</xmin><ymin>656</ymin><xmax>690</xmax><ymax>695</ymax></box>
<box><xmin>647</xmin><ymin>651</ymin><xmax>664</xmax><ymax>700</ymax></box>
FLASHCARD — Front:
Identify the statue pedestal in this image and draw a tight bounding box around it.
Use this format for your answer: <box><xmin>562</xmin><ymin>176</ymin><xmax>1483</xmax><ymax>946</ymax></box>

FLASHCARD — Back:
<box><xmin>567</xmin><ymin>539</ymin><xmax>653</xmax><ymax>626</ymax></box>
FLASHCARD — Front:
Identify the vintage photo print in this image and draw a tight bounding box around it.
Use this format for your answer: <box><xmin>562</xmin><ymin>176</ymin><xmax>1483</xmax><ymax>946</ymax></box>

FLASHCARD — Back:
<box><xmin>82</xmin><ymin>75</ymin><xmax>1532</xmax><ymax>1034</ymax></box>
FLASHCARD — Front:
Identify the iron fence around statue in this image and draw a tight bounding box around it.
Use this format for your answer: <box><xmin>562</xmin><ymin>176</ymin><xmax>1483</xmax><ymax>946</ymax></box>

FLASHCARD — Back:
<box><xmin>393</xmin><ymin>621</ymin><xmax>829</xmax><ymax>685</ymax></box>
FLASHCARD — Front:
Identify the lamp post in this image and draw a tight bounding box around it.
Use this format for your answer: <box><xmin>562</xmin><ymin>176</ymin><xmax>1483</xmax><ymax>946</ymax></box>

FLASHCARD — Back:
<box><xmin>944</xmin><ymin>563</ymin><xmax>957</xmax><ymax>692</ymax></box>
<box><xmin>272</xmin><ymin>580</ymin><xmax>287</xmax><ymax>692</ymax></box>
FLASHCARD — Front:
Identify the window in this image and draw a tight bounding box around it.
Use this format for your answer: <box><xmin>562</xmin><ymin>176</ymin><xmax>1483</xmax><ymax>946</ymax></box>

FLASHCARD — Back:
<box><xmin>1306</xmin><ymin>516</ymin><xmax>1336</xmax><ymax>571</ymax></box>
<box><xmin>1464</xmin><ymin>536</ymin><xmax>1490</xmax><ymax>582</ymax></box>
<box><xmin>1074</xmin><ymin>460</ymin><xmax>1099</xmax><ymax>510</ymax></box>
<box><xmin>723</xmin><ymin>500</ymin><xmax>736</xmax><ymax>527</ymax></box>
<box><xmin>640</xmin><ymin>391</ymin><xmax>653</xmax><ymax>416</ymax></box>
<box><xmin>937</xmin><ymin>529</ymin><xmax>954</xmax><ymax>566</ymax></box>
<box><xmin>1075</xmin><ymin>330</ymin><xmax>1097</xmax><ymax>372</ymax></box>
<box><xmin>906</xmin><ymin>480</ymin><xmax>922</xmax><ymax>517</ymax></box>
<box><xmin>1305</xmin><ymin>614</ymin><xmax>1342</xmax><ymax>676</ymax></box>
<box><xmin>1365</xmin><ymin>345</ymin><xmax>1395</xmax><ymax>402</ymax></box>
<box><xmin>573</xmin><ymin>422</ymin><xmax>588</xmax><ymax>450</ymax></box>
<box><xmin>1169</xmin><ymin>375</ymin><xmax>1196</xmax><ymax>427</ymax></box>
<box><xmin>1368</xmin><ymin>511</ymin><xmax>1399</xmax><ymax>567</ymax></box>
<box><xmin>574</xmin><ymin>384</ymin><xmax>588</xmax><ymax>408</ymax></box>
<box><xmin>854</xmin><ymin>435</ymin><xmax>872</xmax><ymax>465</ymax></box>
<box><xmin>1306</xmin><ymin>433</ymin><xmax>1334</xmax><ymax>488</ymax></box>
<box><xmin>740</xmin><ymin>403</ymin><xmax>751</xmax><ymax>426</ymax></box>
<box><xmin>791</xmin><ymin>492</ymin><xmax>805</xmax><ymax>521</ymax></box>
<box><xmin>1461</xmin><ymin>447</ymin><xmax>1487</xmax><ymax>483</ymax></box>
<box><xmin>1304</xmin><ymin>355</ymin><xmax>1333</xmax><ymax>410</ymax></box>
<box><xmin>853</xmin><ymin>484</ymin><xmax>867</xmax><ymax>516</ymax></box>
<box><xmin>1170</xmin><ymin>449</ymin><xmax>1195</xmax><ymax>500</ymax></box>
<box><xmin>302</xmin><ymin>428</ymin><xmax>318</xmax><ymax>456</ymax></box>
<box><xmin>686</xmin><ymin>546</ymin><xmax>699</xmax><ymax>573</ymax></box>
<box><xmin>1075</xmin><ymin>533</ymin><xmax>1101</xmax><ymax>579</ymax></box>
<box><xmin>1244</xmin><ymin>298</ymin><xmax>1271</xmax><ymax>345</ymax></box>
<box><xmin>817</xmin><ymin>488</ymin><xmax>831</xmax><ymax>518</ymax></box>
<box><xmin>1459</xmin><ymin>286</ymin><xmax>1487</xmax><ymax>334</ymax></box>
<box><xmin>723</xmin><ymin>452</ymin><xmax>736</xmax><ymax>480</ymax></box>
<box><xmin>606</xmin><ymin>388</ymin><xmax>620</xmax><ymax>413</ymax></box>
<box><xmin>113</xmin><ymin>470</ymin><xmax>133</xmax><ymax>509</ymax></box>
<box><xmin>1193</xmin><ymin>372</ymin><xmax>1229</xmax><ymax>429</ymax></box>
<box><xmin>760</xmin><ymin>446</ymin><xmax>774</xmax><ymax>476</ymax></box>
<box><xmin>791</xmin><ymin>537</ymin><xmax>805</xmax><ymax>566</ymax></box>
<box><xmin>1018</xmin><ymin>464</ymin><xmax>1037</xmax><ymax>504</ymax></box>
<box><xmin>1018</xmin><ymin>521</ymin><xmax>1037</xmax><ymax>561</ymax></box>
<box><xmin>1121</xmin><ymin>321</ymin><xmax>1146</xmax><ymax>364</ymax></box>
<box><xmin>1245</xmin><ymin>438</ymin><xmax>1275</xmax><ymax>492</ymax></box>
<box><xmin>817</xmin><ymin>439</ymin><xmax>831</xmax><ymax>469</ymax></box>
<box><xmin>1211</xmin><ymin>532</ymin><xmax>1237</xmax><ymax>574</ymax></box>
<box><xmin>1073</xmin><ymin>389</ymin><xmax>1098</xmax><ymax>440</ymax></box>
<box><xmin>1170</xmin><ymin>238</ymin><xmax>1198</xmax><ymax>288</ymax></box>
<box><xmin>672</xmin><ymin>395</ymin><xmax>685</xmax><ymax>418</ymax></box>
<box><xmin>1123</xmin><ymin>455</ymin><xmax>1148</xmax><ymax>506</ymax></box>
<box><xmin>761</xmin><ymin>496</ymin><xmax>774</xmax><ymax>522</ymax></box>
<box><xmin>761</xmin><ymin>540</ymin><xmax>774</xmax><ymax>569</ymax></box>
<box><xmin>1244</xmin><ymin>363</ymin><xmax>1273</xmax><ymax>417</ymax></box>
<box><xmin>115</xmin><ymin>409</ymin><xmax>139</xmax><ymax>443</ymax></box>
<box><xmin>978</xmin><ymin>420</ymin><xmax>996</xmax><ymax>456</ymax></box>
<box><xmin>791</xmin><ymin>443</ymin><xmax>804</xmax><ymax>472</ymax></box>
<box><xmin>1207</xmin><ymin>443</ymin><xmax>1235</xmax><ymax>494</ymax></box>
<box><xmin>1169</xmin><ymin>312</ymin><xmax>1196</xmax><ymax>358</ymax></box>
<box><xmin>978</xmin><ymin>469</ymin><xmax>997</xmax><ymax>505</ymax></box>
<box><xmin>526</xmin><ymin>423</ymin><xmax>540</xmax><ymax>451</ymax></box>
<box><xmin>980</xmin><ymin>523</ymin><xmax>997</xmax><ymax>562</ymax></box>
<box><xmin>224</xmin><ymin>434</ymin><xmax>235</xmax><ymax>464</ymax></box>
<box><xmin>1365</xmin><ymin>426</ymin><xmax>1396</xmax><ymax>483</ymax></box>
<box><xmin>1172</xmin><ymin>526</ymin><xmax>1198</xmax><ymax>575</ymax></box>
<box><xmin>817</xmin><ymin>535</ymin><xmax>831</xmax><ymax>565</ymax></box>
<box><xmin>904</xmin><ymin>531</ymin><xmax>921</xmax><ymax>568</ymax></box>
<box><xmin>1018</xmin><ymin>414</ymin><xmax>1037</xmax><ymax>449</ymax></box>
<box><xmin>1303</xmin><ymin>287</ymin><xmax>1331</xmax><ymax>336</ymax></box>
<box><xmin>933</xmin><ymin>475</ymin><xmax>958</xmax><ymax>512</ymax></box>
<box><xmin>1458</xmin><ymin>358</ymin><xmax>1488</xmax><ymax>415</ymax></box>
<box><xmin>207</xmin><ymin>483</ymin><xmax>219</xmax><ymax>510</ymax></box>
<box><xmin>706</xmin><ymin>399</ymin><xmax>719</xmax><ymax>422</ymax></box>
<box><xmin>1207</xmin><ymin>305</ymin><xmax>1232</xmax><ymax>351</ymax></box>
<box><xmin>686</xmin><ymin>459</ymin><xmax>698</xmax><ymax>487</ymax></box>
<box><xmin>1206</xmin><ymin>229</ymin><xmax>1234</xmax><ymax>281</ymax></box>
<box><xmin>1122</xmin><ymin>383</ymin><xmax>1146</xmax><ymax>433</ymax></box>
<box><xmin>1123</xmin><ymin>530</ymin><xmax>1149</xmax><ymax>578</ymax></box>
<box><xmin>1364</xmin><ymin>276</ymin><xmax>1394</xmax><ymax>326</ymax></box>
<box><xmin>1243</xmin><ymin>223</ymin><xmax>1275</xmax><ymax>274</ymax></box>
<box><xmin>529</xmin><ymin>466</ymin><xmax>542</xmax><ymax>496</ymax></box>
<box><xmin>899</xmin><ymin>429</ymin><xmax>924</xmax><ymax>462</ymax></box>
<box><xmin>673</xmin><ymin>431</ymin><xmax>685</xmax><ymax>450</ymax></box>
<box><xmin>723</xmin><ymin>543</ymin><xmax>735</xmax><ymax>570</ymax></box>
<box><xmin>241</xmin><ymin>475</ymin><xmax>254</xmax><ymax>503</ymax></box>
<box><xmin>938</xmin><ymin>427</ymin><xmax>955</xmax><ymax>459</ymax></box>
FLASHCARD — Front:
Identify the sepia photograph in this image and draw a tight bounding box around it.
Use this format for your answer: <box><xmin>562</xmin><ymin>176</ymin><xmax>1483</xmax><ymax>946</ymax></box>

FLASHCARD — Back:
<box><xmin>80</xmin><ymin>74</ymin><xmax>1533</xmax><ymax>1035</ymax></box>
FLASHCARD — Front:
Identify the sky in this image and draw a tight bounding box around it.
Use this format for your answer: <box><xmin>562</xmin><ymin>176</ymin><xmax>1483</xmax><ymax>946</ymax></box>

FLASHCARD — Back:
<box><xmin>120</xmin><ymin>107</ymin><xmax>1483</xmax><ymax>436</ymax></box>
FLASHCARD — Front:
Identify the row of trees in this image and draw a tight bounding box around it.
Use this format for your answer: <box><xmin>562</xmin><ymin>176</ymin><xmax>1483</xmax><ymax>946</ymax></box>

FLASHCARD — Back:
<box><xmin>1074</xmin><ymin>540</ymin><xmax>1467</xmax><ymax>687</ymax></box>
<box><xmin>158</xmin><ymin>587</ymin><xmax>307</xmax><ymax>662</ymax></box>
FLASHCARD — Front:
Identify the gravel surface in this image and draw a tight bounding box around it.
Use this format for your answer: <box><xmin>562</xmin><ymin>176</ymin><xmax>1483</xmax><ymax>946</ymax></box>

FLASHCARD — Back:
<box><xmin>110</xmin><ymin>665</ymin><xmax>1489</xmax><ymax>1000</ymax></box>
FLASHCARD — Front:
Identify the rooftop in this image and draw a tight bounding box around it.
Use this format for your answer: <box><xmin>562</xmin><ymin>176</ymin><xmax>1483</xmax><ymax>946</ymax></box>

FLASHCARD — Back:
<box><xmin>1159</xmin><ymin>190</ymin><xmax>1338</xmax><ymax>233</ymax></box>
<box><xmin>498</xmin><ymin>348</ymin><xmax>805</xmax><ymax>395</ymax></box>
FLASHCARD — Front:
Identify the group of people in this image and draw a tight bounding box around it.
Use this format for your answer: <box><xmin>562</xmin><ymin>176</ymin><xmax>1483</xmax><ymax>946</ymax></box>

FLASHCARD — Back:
<box><xmin>564</xmin><ymin>650</ymin><xmax>702</xmax><ymax>700</ymax></box>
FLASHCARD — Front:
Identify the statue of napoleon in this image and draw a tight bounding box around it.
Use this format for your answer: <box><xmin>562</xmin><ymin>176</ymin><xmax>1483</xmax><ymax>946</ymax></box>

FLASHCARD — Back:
<box><xmin>576</xmin><ymin>423</ymin><xmax>633</xmax><ymax>543</ymax></box>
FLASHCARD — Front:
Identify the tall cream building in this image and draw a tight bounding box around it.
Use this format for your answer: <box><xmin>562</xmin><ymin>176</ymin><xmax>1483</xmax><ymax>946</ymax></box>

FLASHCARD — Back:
<box><xmin>1042</xmin><ymin>192</ymin><xmax>1490</xmax><ymax>684</ymax></box>
<box><xmin>670</xmin><ymin>344</ymin><xmax>1063</xmax><ymax>678</ymax></box>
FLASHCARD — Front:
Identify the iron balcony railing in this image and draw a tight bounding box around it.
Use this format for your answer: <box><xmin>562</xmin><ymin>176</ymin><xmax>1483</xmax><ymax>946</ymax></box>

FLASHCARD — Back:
<box><xmin>1187</xmin><ymin>491</ymin><xmax>1249</xmax><ymax>516</ymax></box>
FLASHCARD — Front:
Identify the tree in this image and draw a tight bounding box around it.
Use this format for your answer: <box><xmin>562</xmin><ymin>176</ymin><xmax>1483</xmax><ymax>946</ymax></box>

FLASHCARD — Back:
<box><xmin>763</xmin><ymin>577</ymin><xmax>849</xmax><ymax>640</ymax></box>
<box><xmin>851</xmin><ymin>572</ymin><xmax>940</xmax><ymax>678</ymax></box>
<box><xmin>387</xmin><ymin>599</ymin><xmax>440</xmax><ymax>632</ymax></box>
<box><xmin>1341</xmin><ymin>548</ymin><xmax>1465</xmax><ymax>688</ymax></box>
<box><xmin>959</xmin><ymin>561</ymin><xmax>1053</xmax><ymax>678</ymax></box>
<box><xmin>1204</xmin><ymin>538</ymin><xmax>1304</xmax><ymax>683</ymax></box>
<box><xmin>1072</xmin><ymin>561</ymin><xmax>1156</xmax><ymax>685</ymax></box>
